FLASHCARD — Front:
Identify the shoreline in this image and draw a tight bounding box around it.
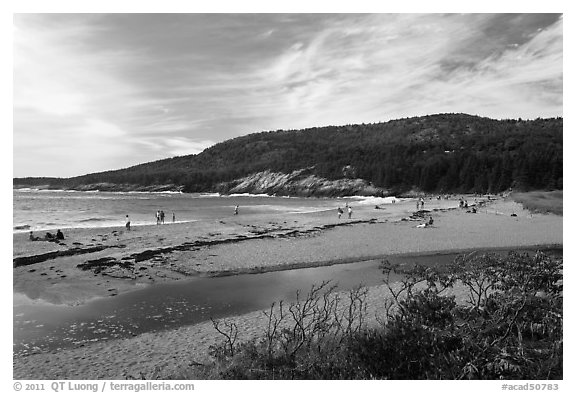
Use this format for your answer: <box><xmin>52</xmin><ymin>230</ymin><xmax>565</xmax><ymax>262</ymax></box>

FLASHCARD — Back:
<box><xmin>12</xmin><ymin>195</ymin><xmax>563</xmax><ymax>379</ymax></box>
<box><xmin>13</xmin><ymin>195</ymin><xmax>563</xmax><ymax>306</ymax></box>
<box><xmin>13</xmin><ymin>217</ymin><xmax>382</xmax><ymax>268</ymax></box>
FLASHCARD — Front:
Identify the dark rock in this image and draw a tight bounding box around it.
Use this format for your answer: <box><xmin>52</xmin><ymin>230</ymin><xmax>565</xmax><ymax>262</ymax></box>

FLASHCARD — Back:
<box><xmin>77</xmin><ymin>257</ymin><xmax>134</xmax><ymax>274</ymax></box>
<box><xmin>13</xmin><ymin>245</ymin><xmax>121</xmax><ymax>268</ymax></box>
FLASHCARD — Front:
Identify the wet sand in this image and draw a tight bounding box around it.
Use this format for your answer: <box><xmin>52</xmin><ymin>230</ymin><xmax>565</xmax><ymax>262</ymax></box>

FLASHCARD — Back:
<box><xmin>12</xmin><ymin>195</ymin><xmax>563</xmax><ymax>379</ymax></box>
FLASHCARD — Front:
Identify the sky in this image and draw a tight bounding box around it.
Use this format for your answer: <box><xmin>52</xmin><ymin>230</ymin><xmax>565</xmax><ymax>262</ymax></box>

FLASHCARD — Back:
<box><xmin>13</xmin><ymin>13</ymin><xmax>563</xmax><ymax>178</ymax></box>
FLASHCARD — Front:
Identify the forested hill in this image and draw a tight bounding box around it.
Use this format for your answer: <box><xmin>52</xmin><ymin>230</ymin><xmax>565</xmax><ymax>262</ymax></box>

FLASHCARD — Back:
<box><xmin>14</xmin><ymin>113</ymin><xmax>563</xmax><ymax>196</ymax></box>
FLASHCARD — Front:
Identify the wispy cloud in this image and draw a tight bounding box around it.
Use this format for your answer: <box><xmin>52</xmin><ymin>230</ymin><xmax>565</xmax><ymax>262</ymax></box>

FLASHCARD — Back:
<box><xmin>240</xmin><ymin>14</ymin><xmax>562</xmax><ymax>127</ymax></box>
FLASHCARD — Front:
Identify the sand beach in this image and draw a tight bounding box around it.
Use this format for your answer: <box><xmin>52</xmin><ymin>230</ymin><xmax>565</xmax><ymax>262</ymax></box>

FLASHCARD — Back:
<box><xmin>12</xmin><ymin>196</ymin><xmax>563</xmax><ymax>379</ymax></box>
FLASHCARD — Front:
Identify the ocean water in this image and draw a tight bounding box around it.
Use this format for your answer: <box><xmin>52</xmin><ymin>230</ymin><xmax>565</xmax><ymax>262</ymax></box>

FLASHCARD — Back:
<box><xmin>12</xmin><ymin>190</ymin><xmax>400</xmax><ymax>233</ymax></box>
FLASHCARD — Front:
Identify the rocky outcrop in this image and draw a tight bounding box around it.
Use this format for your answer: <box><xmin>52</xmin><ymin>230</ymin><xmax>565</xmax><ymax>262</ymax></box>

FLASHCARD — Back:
<box><xmin>13</xmin><ymin>183</ymin><xmax>183</xmax><ymax>193</ymax></box>
<box><xmin>217</xmin><ymin>168</ymin><xmax>388</xmax><ymax>197</ymax></box>
<box><xmin>70</xmin><ymin>183</ymin><xmax>183</xmax><ymax>192</ymax></box>
<box><xmin>15</xmin><ymin>170</ymin><xmax>387</xmax><ymax>197</ymax></box>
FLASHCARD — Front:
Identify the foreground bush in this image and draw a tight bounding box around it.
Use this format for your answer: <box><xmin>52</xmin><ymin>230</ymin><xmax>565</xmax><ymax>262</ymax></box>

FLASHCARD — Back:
<box><xmin>192</xmin><ymin>251</ymin><xmax>562</xmax><ymax>380</ymax></box>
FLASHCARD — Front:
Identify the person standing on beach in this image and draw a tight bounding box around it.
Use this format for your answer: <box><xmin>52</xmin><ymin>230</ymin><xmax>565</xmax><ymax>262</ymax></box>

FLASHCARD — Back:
<box><xmin>348</xmin><ymin>206</ymin><xmax>353</xmax><ymax>219</ymax></box>
<box><xmin>156</xmin><ymin>210</ymin><xmax>160</xmax><ymax>225</ymax></box>
<box><xmin>172</xmin><ymin>212</ymin><xmax>176</xmax><ymax>223</ymax></box>
<box><xmin>337</xmin><ymin>207</ymin><xmax>343</xmax><ymax>219</ymax></box>
<box><xmin>234</xmin><ymin>205</ymin><xmax>239</xmax><ymax>215</ymax></box>
<box><xmin>125</xmin><ymin>215</ymin><xmax>131</xmax><ymax>231</ymax></box>
<box><xmin>160</xmin><ymin>210</ymin><xmax>165</xmax><ymax>224</ymax></box>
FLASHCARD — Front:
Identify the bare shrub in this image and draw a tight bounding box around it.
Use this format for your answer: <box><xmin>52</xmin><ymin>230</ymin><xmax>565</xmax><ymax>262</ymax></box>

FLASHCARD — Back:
<box><xmin>191</xmin><ymin>250</ymin><xmax>562</xmax><ymax>380</ymax></box>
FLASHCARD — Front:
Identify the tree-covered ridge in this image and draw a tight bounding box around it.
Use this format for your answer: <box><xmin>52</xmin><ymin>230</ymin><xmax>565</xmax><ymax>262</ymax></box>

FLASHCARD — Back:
<box><xmin>14</xmin><ymin>113</ymin><xmax>563</xmax><ymax>195</ymax></box>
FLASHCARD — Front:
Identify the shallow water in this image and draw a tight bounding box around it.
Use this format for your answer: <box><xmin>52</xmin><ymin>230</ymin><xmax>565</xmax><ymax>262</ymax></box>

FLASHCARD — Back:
<box><xmin>13</xmin><ymin>190</ymin><xmax>401</xmax><ymax>233</ymax></box>
<box><xmin>14</xmin><ymin>247</ymin><xmax>560</xmax><ymax>357</ymax></box>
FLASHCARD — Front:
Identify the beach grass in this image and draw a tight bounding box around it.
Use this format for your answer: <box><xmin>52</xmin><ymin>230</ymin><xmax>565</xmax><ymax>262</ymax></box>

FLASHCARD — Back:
<box><xmin>511</xmin><ymin>190</ymin><xmax>563</xmax><ymax>215</ymax></box>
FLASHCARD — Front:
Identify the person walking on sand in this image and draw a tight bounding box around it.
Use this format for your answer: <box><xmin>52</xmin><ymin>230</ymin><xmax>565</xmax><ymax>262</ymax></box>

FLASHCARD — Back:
<box><xmin>156</xmin><ymin>210</ymin><xmax>160</xmax><ymax>225</ymax></box>
<box><xmin>160</xmin><ymin>210</ymin><xmax>165</xmax><ymax>224</ymax></box>
<box><xmin>234</xmin><ymin>205</ymin><xmax>239</xmax><ymax>215</ymax></box>
<box><xmin>348</xmin><ymin>206</ymin><xmax>353</xmax><ymax>219</ymax></box>
<box><xmin>337</xmin><ymin>207</ymin><xmax>343</xmax><ymax>219</ymax></box>
<box><xmin>125</xmin><ymin>215</ymin><xmax>131</xmax><ymax>231</ymax></box>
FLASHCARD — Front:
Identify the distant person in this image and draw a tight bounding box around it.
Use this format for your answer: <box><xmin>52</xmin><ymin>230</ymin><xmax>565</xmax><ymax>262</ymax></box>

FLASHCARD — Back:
<box><xmin>392</xmin><ymin>199</ymin><xmax>396</xmax><ymax>204</ymax></box>
<box><xmin>172</xmin><ymin>212</ymin><xmax>176</xmax><ymax>223</ymax></box>
<box><xmin>156</xmin><ymin>210</ymin><xmax>161</xmax><ymax>225</ymax></box>
<box><xmin>125</xmin><ymin>215</ymin><xmax>131</xmax><ymax>231</ymax></box>
<box><xmin>416</xmin><ymin>200</ymin><xmax>420</xmax><ymax>210</ymax></box>
<box><xmin>29</xmin><ymin>231</ymin><xmax>39</xmax><ymax>241</ymax></box>
<box><xmin>348</xmin><ymin>206</ymin><xmax>353</xmax><ymax>219</ymax></box>
<box><xmin>234</xmin><ymin>205</ymin><xmax>239</xmax><ymax>215</ymax></box>
<box><xmin>44</xmin><ymin>232</ymin><xmax>54</xmax><ymax>240</ymax></box>
<box><xmin>337</xmin><ymin>207</ymin><xmax>343</xmax><ymax>219</ymax></box>
<box><xmin>416</xmin><ymin>217</ymin><xmax>434</xmax><ymax>229</ymax></box>
<box><xmin>420</xmin><ymin>197</ymin><xmax>425</xmax><ymax>209</ymax></box>
<box><xmin>160</xmin><ymin>210</ymin><xmax>165</xmax><ymax>224</ymax></box>
<box><xmin>56</xmin><ymin>229</ymin><xmax>65</xmax><ymax>240</ymax></box>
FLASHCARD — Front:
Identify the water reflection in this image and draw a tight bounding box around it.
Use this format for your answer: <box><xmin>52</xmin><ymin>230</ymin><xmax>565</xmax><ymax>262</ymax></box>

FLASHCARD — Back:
<box><xmin>14</xmin><ymin>248</ymin><xmax>560</xmax><ymax>356</ymax></box>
